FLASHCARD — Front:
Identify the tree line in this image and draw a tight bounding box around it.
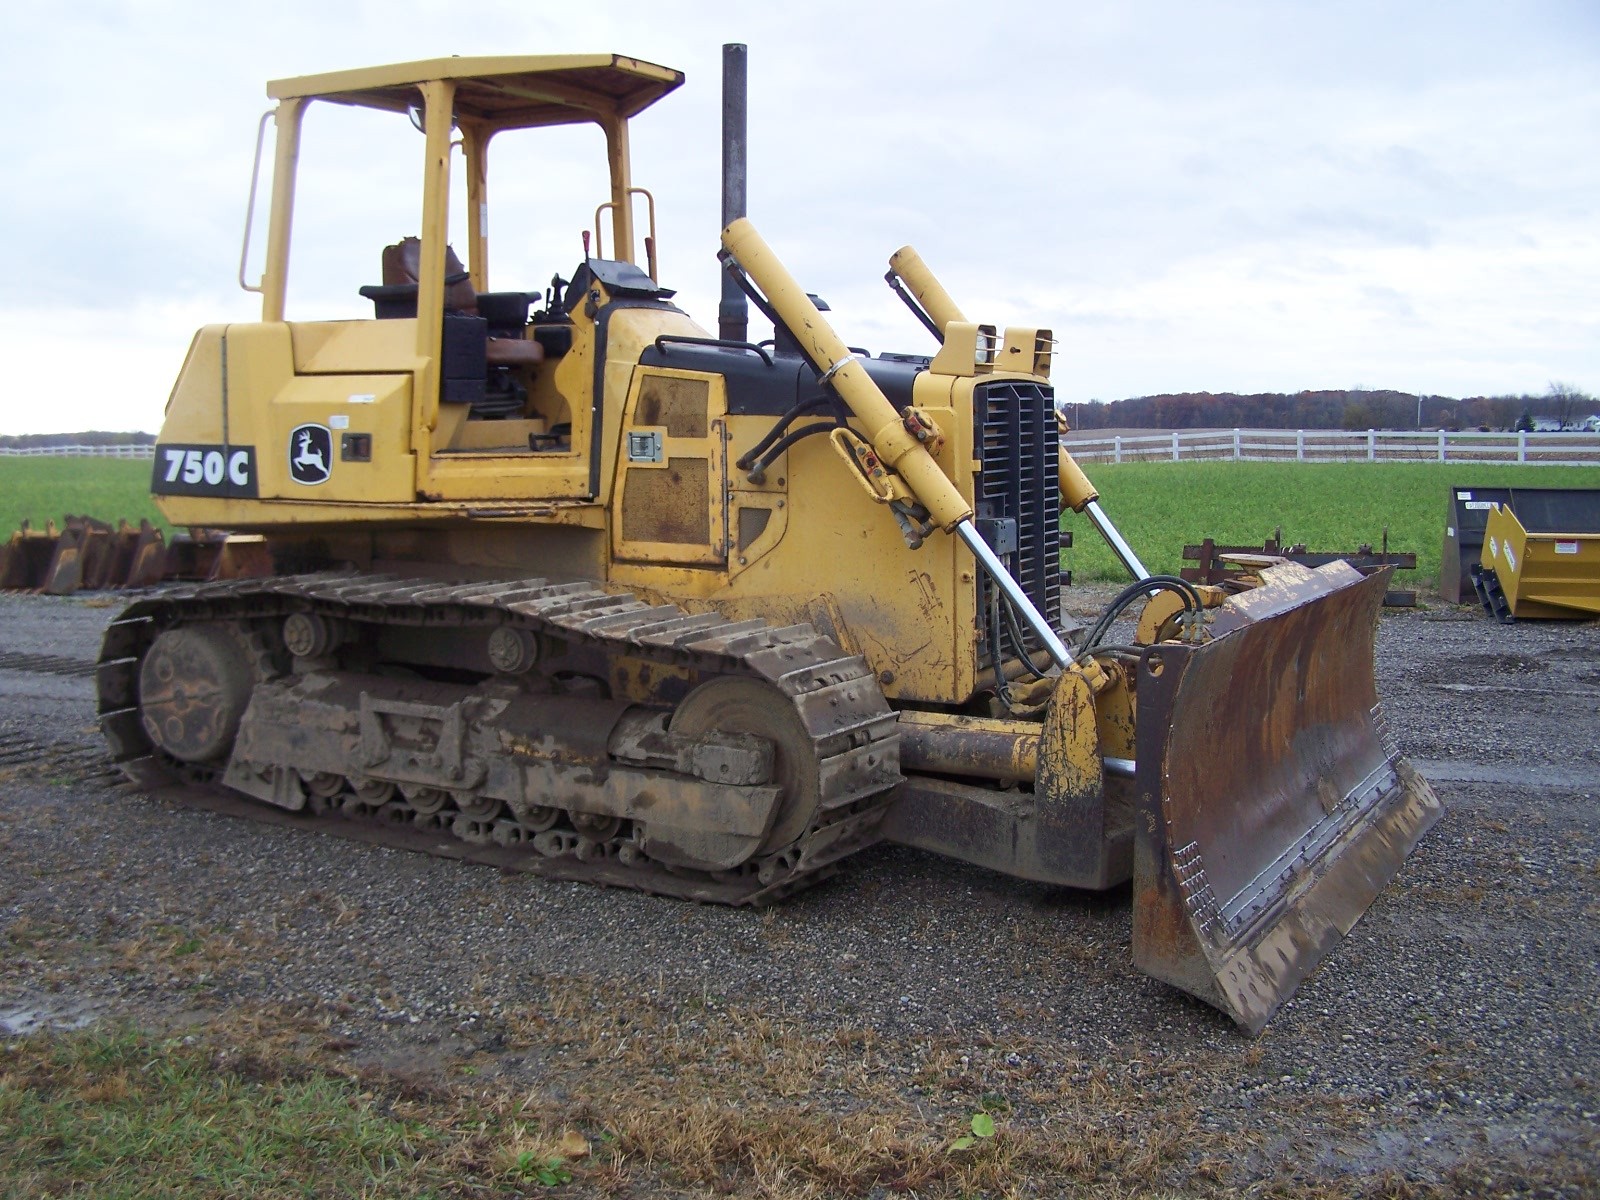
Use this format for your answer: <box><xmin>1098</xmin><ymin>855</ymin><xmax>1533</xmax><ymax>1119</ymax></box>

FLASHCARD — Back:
<box><xmin>4</xmin><ymin>386</ymin><xmax>1595</xmax><ymax>441</ymax></box>
<box><xmin>1061</xmin><ymin>383</ymin><xmax>1597</xmax><ymax>432</ymax></box>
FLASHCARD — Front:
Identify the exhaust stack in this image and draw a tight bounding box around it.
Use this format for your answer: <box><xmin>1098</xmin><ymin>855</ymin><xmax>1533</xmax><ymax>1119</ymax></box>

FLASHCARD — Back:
<box><xmin>718</xmin><ymin>43</ymin><xmax>749</xmax><ymax>343</ymax></box>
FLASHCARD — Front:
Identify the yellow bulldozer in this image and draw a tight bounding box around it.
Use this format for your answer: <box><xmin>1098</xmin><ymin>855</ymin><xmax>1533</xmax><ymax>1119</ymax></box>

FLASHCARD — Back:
<box><xmin>98</xmin><ymin>48</ymin><xmax>1440</xmax><ymax>1032</ymax></box>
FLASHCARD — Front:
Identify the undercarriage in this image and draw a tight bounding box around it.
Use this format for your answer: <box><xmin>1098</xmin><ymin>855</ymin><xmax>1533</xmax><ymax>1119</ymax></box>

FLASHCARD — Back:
<box><xmin>98</xmin><ymin>573</ymin><xmax>901</xmax><ymax>905</ymax></box>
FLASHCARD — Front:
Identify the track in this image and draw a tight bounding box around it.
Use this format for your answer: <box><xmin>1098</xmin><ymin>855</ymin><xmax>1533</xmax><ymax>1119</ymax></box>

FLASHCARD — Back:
<box><xmin>0</xmin><ymin>731</ymin><xmax>125</xmax><ymax>788</ymax></box>
<box><xmin>0</xmin><ymin>650</ymin><xmax>101</xmax><ymax>678</ymax></box>
<box><xmin>95</xmin><ymin>573</ymin><xmax>902</xmax><ymax>905</ymax></box>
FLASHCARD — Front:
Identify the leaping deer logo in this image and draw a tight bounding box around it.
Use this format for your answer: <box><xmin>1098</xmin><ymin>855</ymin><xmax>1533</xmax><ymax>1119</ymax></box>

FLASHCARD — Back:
<box><xmin>294</xmin><ymin>431</ymin><xmax>326</xmax><ymax>475</ymax></box>
<box><xmin>288</xmin><ymin>424</ymin><xmax>332</xmax><ymax>484</ymax></box>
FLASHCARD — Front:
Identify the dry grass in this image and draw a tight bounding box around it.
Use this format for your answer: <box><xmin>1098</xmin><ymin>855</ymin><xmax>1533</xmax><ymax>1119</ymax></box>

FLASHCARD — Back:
<box><xmin>4</xmin><ymin>975</ymin><xmax>1595</xmax><ymax>1199</ymax></box>
<box><xmin>3</xmin><ymin>916</ymin><xmax>1595</xmax><ymax>1198</ymax></box>
<box><xmin>481</xmin><ymin>974</ymin><xmax>1376</xmax><ymax>1196</ymax></box>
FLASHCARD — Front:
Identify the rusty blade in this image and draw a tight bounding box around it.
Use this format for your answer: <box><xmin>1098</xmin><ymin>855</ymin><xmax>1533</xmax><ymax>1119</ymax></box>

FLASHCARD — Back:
<box><xmin>1132</xmin><ymin>562</ymin><xmax>1442</xmax><ymax>1033</ymax></box>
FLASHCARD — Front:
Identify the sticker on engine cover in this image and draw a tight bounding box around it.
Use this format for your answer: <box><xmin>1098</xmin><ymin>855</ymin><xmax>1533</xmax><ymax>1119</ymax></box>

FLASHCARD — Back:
<box><xmin>151</xmin><ymin>444</ymin><xmax>258</xmax><ymax>498</ymax></box>
<box><xmin>289</xmin><ymin>424</ymin><xmax>333</xmax><ymax>485</ymax></box>
<box><xmin>1556</xmin><ymin>541</ymin><xmax>1580</xmax><ymax>555</ymax></box>
<box><xmin>1456</xmin><ymin>490</ymin><xmax>1473</xmax><ymax>500</ymax></box>
<box><xmin>1464</xmin><ymin>501</ymin><xmax>1492</xmax><ymax>510</ymax></box>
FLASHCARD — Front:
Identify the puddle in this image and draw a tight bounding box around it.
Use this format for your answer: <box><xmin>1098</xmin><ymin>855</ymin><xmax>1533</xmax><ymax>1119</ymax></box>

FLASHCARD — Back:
<box><xmin>0</xmin><ymin>994</ymin><xmax>107</xmax><ymax>1036</ymax></box>
<box><xmin>1456</xmin><ymin>652</ymin><xmax>1549</xmax><ymax>675</ymax></box>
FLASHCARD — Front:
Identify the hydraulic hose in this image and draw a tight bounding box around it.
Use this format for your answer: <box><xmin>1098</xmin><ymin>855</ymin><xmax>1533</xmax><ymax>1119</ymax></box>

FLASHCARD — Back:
<box><xmin>1080</xmin><ymin>575</ymin><xmax>1202</xmax><ymax>654</ymax></box>
<box><xmin>736</xmin><ymin>394</ymin><xmax>845</xmax><ymax>474</ymax></box>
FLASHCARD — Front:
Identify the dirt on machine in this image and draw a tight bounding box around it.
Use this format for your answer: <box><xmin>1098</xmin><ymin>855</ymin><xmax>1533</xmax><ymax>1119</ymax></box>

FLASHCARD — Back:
<box><xmin>92</xmin><ymin>47</ymin><xmax>1439</xmax><ymax>1032</ymax></box>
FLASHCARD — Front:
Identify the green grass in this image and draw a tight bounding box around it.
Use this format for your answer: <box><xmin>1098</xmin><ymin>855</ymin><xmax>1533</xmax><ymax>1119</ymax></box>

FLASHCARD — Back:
<box><xmin>4</xmin><ymin>455</ymin><xmax>1598</xmax><ymax>591</ymax></box>
<box><xmin>0</xmin><ymin>457</ymin><xmax>168</xmax><ymax>538</ymax></box>
<box><xmin>0</xmin><ymin>1027</ymin><xmax>452</xmax><ymax>1199</ymax></box>
<box><xmin>1063</xmin><ymin>461</ymin><xmax>1600</xmax><ymax>586</ymax></box>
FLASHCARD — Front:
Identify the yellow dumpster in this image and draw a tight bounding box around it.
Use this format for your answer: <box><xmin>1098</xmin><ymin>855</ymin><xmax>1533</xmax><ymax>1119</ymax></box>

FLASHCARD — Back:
<box><xmin>1474</xmin><ymin>498</ymin><xmax>1600</xmax><ymax>621</ymax></box>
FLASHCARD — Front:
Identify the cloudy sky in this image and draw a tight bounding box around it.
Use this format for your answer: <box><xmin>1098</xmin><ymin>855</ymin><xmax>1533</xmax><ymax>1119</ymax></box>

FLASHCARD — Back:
<box><xmin>1</xmin><ymin>0</ymin><xmax>1595</xmax><ymax>434</ymax></box>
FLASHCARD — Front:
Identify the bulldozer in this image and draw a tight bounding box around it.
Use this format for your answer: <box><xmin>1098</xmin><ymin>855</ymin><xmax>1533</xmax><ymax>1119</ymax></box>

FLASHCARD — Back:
<box><xmin>97</xmin><ymin>49</ymin><xmax>1440</xmax><ymax>1032</ymax></box>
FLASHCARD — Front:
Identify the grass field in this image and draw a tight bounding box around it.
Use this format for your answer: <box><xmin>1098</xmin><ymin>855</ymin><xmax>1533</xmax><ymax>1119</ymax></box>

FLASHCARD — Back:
<box><xmin>1</xmin><ymin>1026</ymin><xmax>458</xmax><ymax>1199</ymax></box>
<box><xmin>0</xmin><ymin>457</ymin><xmax>167</xmax><ymax>538</ymax></box>
<box><xmin>3</xmin><ymin>456</ymin><xmax>1599</xmax><ymax>589</ymax></box>
<box><xmin>1064</xmin><ymin>460</ymin><xmax>1600</xmax><ymax>586</ymax></box>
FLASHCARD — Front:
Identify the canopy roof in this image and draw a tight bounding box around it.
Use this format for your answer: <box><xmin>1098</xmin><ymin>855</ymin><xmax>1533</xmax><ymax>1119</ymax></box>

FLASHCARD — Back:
<box><xmin>267</xmin><ymin>54</ymin><xmax>684</xmax><ymax>129</ymax></box>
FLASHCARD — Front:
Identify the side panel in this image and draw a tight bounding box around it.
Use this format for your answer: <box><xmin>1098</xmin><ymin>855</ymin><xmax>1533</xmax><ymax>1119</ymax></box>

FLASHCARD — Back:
<box><xmin>610</xmin><ymin>368</ymin><xmax>729</xmax><ymax>566</ymax></box>
<box><xmin>610</xmin><ymin>397</ymin><xmax>974</xmax><ymax>704</ymax></box>
<box><xmin>291</xmin><ymin>319</ymin><xmax>420</xmax><ymax>373</ymax></box>
<box><xmin>153</xmin><ymin>324</ymin><xmax>291</xmax><ymax>520</ymax></box>
<box><xmin>260</xmin><ymin>373</ymin><xmax>414</xmax><ymax>503</ymax></box>
<box><xmin>155</xmin><ymin>323</ymin><xmax>415</xmax><ymax>508</ymax></box>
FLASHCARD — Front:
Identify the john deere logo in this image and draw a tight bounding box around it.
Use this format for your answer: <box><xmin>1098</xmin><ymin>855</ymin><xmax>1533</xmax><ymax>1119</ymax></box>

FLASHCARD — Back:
<box><xmin>288</xmin><ymin>424</ymin><xmax>332</xmax><ymax>485</ymax></box>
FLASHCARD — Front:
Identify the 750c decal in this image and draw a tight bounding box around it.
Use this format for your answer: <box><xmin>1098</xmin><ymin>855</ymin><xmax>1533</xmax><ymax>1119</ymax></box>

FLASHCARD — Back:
<box><xmin>151</xmin><ymin>444</ymin><xmax>258</xmax><ymax>498</ymax></box>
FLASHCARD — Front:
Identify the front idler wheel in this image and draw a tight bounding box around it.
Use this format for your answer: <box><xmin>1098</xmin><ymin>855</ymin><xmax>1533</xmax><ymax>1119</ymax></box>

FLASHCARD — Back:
<box><xmin>138</xmin><ymin>624</ymin><xmax>257</xmax><ymax>764</ymax></box>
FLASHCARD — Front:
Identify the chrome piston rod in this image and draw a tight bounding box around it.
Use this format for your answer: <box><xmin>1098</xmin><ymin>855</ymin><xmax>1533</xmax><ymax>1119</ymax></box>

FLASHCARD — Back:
<box><xmin>1083</xmin><ymin>499</ymin><xmax>1150</xmax><ymax>581</ymax></box>
<box><xmin>955</xmin><ymin>520</ymin><xmax>1074</xmax><ymax>670</ymax></box>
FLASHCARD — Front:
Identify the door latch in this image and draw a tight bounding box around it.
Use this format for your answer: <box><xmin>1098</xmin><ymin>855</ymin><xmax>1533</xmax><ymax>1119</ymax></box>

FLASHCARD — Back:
<box><xmin>627</xmin><ymin>430</ymin><xmax>664</xmax><ymax>463</ymax></box>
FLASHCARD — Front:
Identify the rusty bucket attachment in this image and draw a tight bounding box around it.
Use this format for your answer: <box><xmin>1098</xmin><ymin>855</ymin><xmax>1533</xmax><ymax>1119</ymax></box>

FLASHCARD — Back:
<box><xmin>0</xmin><ymin>515</ymin><xmax>169</xmax><ymax>593</ymax></box>
<box><xmin>0</xmin><ymin>517</ymin><xmax>268</xmax><ymax>594</ymax></box>
<box><xmin>0</xmin><ymin>520</ymin><xmax>63</xmax><ymax>588</ymax></box>
<box><xmin>1132</xmin><ymin>561</ymin><xmax>1441</xmax><ymax>1033</ymax></box>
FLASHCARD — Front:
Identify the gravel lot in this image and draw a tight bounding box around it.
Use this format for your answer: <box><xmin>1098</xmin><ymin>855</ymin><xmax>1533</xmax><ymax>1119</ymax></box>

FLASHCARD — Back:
<box><xmin>1</xmin><ymin>587</ymin><xmax>1596</xmax><ymax>1195</ymax></box>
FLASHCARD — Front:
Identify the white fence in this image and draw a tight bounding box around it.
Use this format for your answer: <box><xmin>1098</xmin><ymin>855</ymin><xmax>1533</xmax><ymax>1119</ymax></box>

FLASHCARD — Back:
<box><xmin>0</xmin><ymin>444</ymin><xmax>154</xmax><ymax>459</ymax></box>
<box><xmin>6</xmin><ymin>432</ymin><xmax>1598</xmax><ymax>467</ymax></box>
<box><xmin>1061</xmin><ymin>428</ymin><xmax>1600</xmax><ymax>466</ymax></box>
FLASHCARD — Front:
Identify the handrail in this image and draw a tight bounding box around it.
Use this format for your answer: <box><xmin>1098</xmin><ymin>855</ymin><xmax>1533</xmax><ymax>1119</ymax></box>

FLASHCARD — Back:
<box><xmin>237</xmin><ymin>108</ymin><xmax>274</xmax><ymax>295</ymax></box>
<box><xmin>593</xmin><ymin>187</ymin><xmax>659</xmax><ymax>277</ymax></box>
<box><xmin>652</xmin><ymin>335</ymin><xmax>773</xmax><ymax>366</ymax></box>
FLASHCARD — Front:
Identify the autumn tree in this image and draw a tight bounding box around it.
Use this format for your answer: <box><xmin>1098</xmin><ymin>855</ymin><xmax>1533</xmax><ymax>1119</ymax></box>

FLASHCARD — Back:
<box><xmin>1545</xmin><ymin>381</ymin><xmax>1594</xmax><ymax>430</ymax></box>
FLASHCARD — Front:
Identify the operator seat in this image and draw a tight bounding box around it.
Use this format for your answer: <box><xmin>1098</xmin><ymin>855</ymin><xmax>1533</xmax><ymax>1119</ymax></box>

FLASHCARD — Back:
<box><xmin>360</xmin><ymin>238</ymin><xmax>544</xmax><ymax>370</ymax></box>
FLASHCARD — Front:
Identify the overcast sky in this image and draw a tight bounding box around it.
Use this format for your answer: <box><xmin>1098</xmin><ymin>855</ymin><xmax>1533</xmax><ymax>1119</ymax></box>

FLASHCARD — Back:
<box><xmin>1</xmin><ymin>0</ymin><xmax>1595</xmax><ymax>434</ymax></box>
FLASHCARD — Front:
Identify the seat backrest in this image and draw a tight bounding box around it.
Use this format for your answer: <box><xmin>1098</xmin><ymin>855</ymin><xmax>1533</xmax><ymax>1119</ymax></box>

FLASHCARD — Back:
<box><xmin>379</xmin><ymin>237</ymin><xmax>477</xmax><ymax>312</ymax></box>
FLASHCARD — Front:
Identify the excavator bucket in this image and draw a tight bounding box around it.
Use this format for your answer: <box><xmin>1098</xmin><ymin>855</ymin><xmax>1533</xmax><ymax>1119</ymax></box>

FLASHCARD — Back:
<box><xmin>1131</xmin><ymin>561</ymin><xmax>1441</xmax><ymax>1032</ymax></box>
<box><xmin>1</xmin><ymin>516</ymin><xmax>174</xmax><ymax>593</ymax></box>
<box><xmin>41</xmin><ymin>515</ymin><xmax>118</xmax><ymax>595</ymax></box>
<box><xmin>0</xmin><ymin>520</ymin><xmax>62</xmax><ymax>589</ymax></box>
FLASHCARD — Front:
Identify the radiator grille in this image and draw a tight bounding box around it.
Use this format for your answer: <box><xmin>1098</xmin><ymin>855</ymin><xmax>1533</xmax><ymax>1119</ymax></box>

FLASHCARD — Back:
<box><xmin>974</xmin><ymin>380</ymin><xmax>1061</xmax><ymax>663</ymax></box>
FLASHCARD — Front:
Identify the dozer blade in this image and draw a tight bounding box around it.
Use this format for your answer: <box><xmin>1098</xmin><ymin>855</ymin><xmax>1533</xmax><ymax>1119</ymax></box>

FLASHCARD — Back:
<box><xmin>1131</xmin><ymin>561</ymin><xmax>1441</xmax><ymax>1033</ymax></box>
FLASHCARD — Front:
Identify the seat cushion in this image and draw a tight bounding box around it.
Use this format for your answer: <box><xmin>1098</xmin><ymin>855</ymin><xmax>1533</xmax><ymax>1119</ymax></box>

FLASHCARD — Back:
<box><xmin>485</xmin><ymin>338</ymin><xmax>546</xmax><ymax>368</ymax></box>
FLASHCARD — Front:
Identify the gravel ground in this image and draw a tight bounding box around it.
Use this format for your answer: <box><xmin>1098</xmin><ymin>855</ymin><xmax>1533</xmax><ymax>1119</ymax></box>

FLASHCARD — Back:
<box><xmin>0</xmin><ymin>587</ymin><xmax>1596</xmax><ymax>1194</ymax></box>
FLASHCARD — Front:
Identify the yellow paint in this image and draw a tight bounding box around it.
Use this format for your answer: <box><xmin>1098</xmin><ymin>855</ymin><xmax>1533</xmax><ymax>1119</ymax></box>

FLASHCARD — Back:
<box><xmin>1482</xmin><ymin>504</ymin><xmax>1600</xmax><ymax>618</ymax></box>
<box><xmin>151</xmin><ymin>57</ymin><xmax>1062</xmax><ymax>716</ymax></box>
<box><xmin>887</xmin><ymin>245</ymin><xmax>967</xmax><ymax>334</ymax></box>
<box><xmin>610</xmin><ymin>367</ymin><xmax>729</xmax><ymax>566</ymax></box>
<box><xmin>1039</xmin><ymin>668</ymin><xmax>1105</xmax><ymax>799</ymax></box>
